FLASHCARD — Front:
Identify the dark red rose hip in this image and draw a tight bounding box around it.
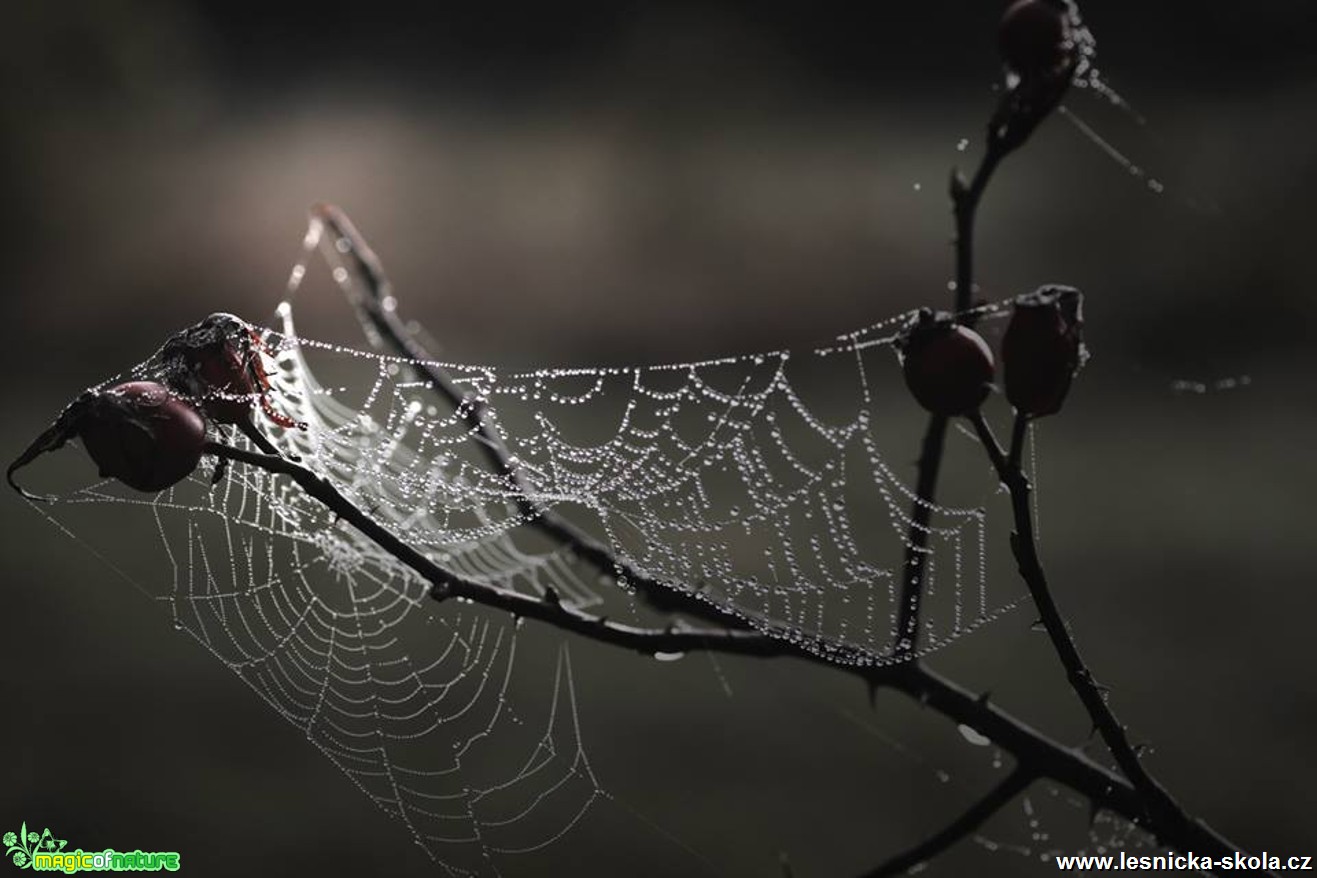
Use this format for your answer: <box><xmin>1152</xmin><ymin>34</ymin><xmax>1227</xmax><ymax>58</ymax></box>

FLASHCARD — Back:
<box><xmin>999</xmin><ymin>0</ymin><xmax>1073</xmax><ymax>78</ymax></box>
<box><xmin>901</xmin><ymin>311</ymin><xmax>996</xmax><ymax>416</ymax></box>
<box><xmin>78</xmin><ymin>381</ymin><xmax>207</xmax><ymax>492</ymax></box>
<box><xmin>1002</xmin><ymin>286</ymin><xmax>1085</xmax><ymax>417</ymax></box>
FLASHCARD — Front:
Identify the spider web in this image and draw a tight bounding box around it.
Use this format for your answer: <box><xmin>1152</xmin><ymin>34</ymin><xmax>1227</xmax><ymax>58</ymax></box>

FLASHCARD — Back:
<box><xmin>970</xmin><ymin>780</ymin><xmax>1169</xmax><ymax>875</ymax></box>
<box><xmin>25</xmin><ymin>217</ymin><xmax>1028</xmax><ymax>873</ymax></box>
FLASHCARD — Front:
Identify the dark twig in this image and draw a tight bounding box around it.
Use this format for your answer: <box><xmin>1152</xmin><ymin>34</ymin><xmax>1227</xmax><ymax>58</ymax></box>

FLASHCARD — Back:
<box><xmin>892</xmin><ymin>413</ymin><xmax>948</xmax><ymax>657</ymax></box>
<box><xmin>206</xmin><ymin>439</ymin><xmax>1251</xmax><ymax>870</ymax></box>
<box><xmin>861</xmin><ymin>767</ymin><xmax>1035</xmax><ymax>878</ymax></box>
<box><xmin>306</xmin><ymin>203</ymin><xmax>747</xmax><ymax>630</ymax></box>
<box><xmin>881</xmin><ymin>57</ymin><xmax>1259</xmax><ymax>871</ymax></box>
<box><xmin>236</xmin><ymin>416</ymin><xmax>283</xmax><ymax>458</ymax></box>
<box><xmin>297</xmin><ymin>202</ymin><xmax>1258</xmax><ymax>873</ymax></box>
<box><xmin>893</xmin><ymin>126</ymin><xmax>1010</xmax><ymax>658</ymax></box>
<box><xmin>1008</xmin><ymin>410</ymin><xmax>1031</xmax><ymax>469</ymax></box>
<box><xmin>968</xmin><ymin>411</ymin><xmax>1223</xmax><ymax>858</ymax></box>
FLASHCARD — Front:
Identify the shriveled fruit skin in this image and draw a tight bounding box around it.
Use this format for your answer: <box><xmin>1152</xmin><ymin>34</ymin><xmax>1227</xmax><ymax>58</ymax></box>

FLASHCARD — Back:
<box><xmin>192</xmin><ymin>339</ymin><xmax>257</xmax><ymax>424</ymax></box>
<box><xmin>79</xmin><ymin>381</ymin><xmax>206</xmax><ymax>492</ymax></box>
<box><xmin>161</xmin><ymin>313</ymin><xmax>259</xmax><ymax>424</ymax></box>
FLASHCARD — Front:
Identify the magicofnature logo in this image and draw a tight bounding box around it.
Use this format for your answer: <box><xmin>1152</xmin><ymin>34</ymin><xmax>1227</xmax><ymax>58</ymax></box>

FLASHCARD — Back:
<box><xmin>4</xmin><ymin>823</ymin><xmax>179</xmax><ymax>873</ymax></box>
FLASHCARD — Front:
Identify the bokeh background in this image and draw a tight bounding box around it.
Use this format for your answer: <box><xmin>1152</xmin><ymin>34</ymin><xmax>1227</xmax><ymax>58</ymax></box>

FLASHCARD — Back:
<box><xmin>2</xmin><ymin>2</ymin><xmax>1314</xmax><ymax>875</ymax></box>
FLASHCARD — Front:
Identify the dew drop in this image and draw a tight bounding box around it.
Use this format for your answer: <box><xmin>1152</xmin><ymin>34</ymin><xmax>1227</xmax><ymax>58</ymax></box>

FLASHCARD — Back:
<box><xmin>958</xmin><ymin>724</ymin><xmax>992</xmax><ymax>746</ymax></box>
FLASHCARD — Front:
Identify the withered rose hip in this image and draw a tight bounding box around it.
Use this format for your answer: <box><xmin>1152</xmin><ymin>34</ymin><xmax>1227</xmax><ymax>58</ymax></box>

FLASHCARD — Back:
<box><xmin>162</xmin><ymin>313</ymin><xmax>303</xmax><ymax>430</ymax></box>
<box><xmin>162</xmin><ymin>313</ymin><xmax>259</xmax><ymax>424</ymax></box>
<box><xmin>79</xmin><ymin>381</ymin><xmax>207</xmax><ymax>492</ymax></box>
<box><xmin>900</xmin><ymin>311</ymin><xmax>996</xmax><ymax>416</ymax></box>
<box><xmin>1002</xmin><ymin>286</ymin><xmax>1085</xmax><ymax>417</ymax></box>
<box><xmin>192</xmin><ymin>339</ymin><xmax>258</xmax><ymax>424</ymax></box>
<box><xmin>999</xmin><ymin>0</ymin><xmax>1073</xmax><ymax>78</ymax></box>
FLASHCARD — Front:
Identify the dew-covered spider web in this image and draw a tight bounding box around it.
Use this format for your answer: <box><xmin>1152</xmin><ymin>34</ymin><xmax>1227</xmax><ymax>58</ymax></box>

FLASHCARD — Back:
<box><xmin>972</xmin><ymin>786</ymin><xmax>1168</xmax><ymax>873</ymax></box>
<box><xmin>23</xmin><ymin>214</ymin><xmax>1031</xmax><ymax>874</ymax></box>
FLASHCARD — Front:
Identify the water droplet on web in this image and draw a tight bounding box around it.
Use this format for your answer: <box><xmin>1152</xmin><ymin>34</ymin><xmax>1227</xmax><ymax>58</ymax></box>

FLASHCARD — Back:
<box><xmin>958</xmin><ymin>724</ymin><xmax>992</xmax><ymax>746</ymax></box>
<box><xmin>654</xmin><ymin>651</ymin><xmax>685</xmax><ymax>662</ymax></box>
<box><xmin>956</xmin><ymin>138</ymin><xmax>969</xmax><ymax>152</ymax></box>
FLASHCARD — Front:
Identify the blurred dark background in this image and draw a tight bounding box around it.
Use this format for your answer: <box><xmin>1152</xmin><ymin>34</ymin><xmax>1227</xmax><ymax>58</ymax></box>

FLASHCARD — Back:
<box><xmin>2</xmin><ymin>2</ymin><xmax>1314</xmax><ymax>876</ymax></box>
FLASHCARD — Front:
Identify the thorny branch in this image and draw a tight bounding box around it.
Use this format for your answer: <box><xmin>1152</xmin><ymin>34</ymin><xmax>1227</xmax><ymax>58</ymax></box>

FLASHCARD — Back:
<box><xmin>12</xmin><ymin>34</ymin><xmax>1265</xmax><ymax>874</ymax></box>
<box><xmin>893</xmin><ymin>55</ymin><xmax>1067</xmax><ymax>661</ymax></box>
<box><xmin>206</xmin><ymin>438</ymin><xmax>1250</xmax><ymax>871</ymax></box>
<box><xmin>875</xmin><ymin>51</ymin><xmax>1254</xmax><ymax>873</ymax></box>
<box><xmin>969</xmin><ymin>412</ymin><xmax>1205</xmax><ymax>852</ymax></box>
<box><xmin>861</xmin><ymin>768</ymin><xmax>1035</xmax><ymax>878</ymax></box>
<box><xmin>307</xmin><ymin>203</ymin><xmax>748</xmax><ymax>631</ymax></box>
<box><xmin>296</xmin><ymin>156</ymin><xmax>1260</xmax><ymax>870</ymax></box>
<box><xmin>892</xmin><ymin>130</ymin><xmax>1008</xmax><ymax>660</ymax></box>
